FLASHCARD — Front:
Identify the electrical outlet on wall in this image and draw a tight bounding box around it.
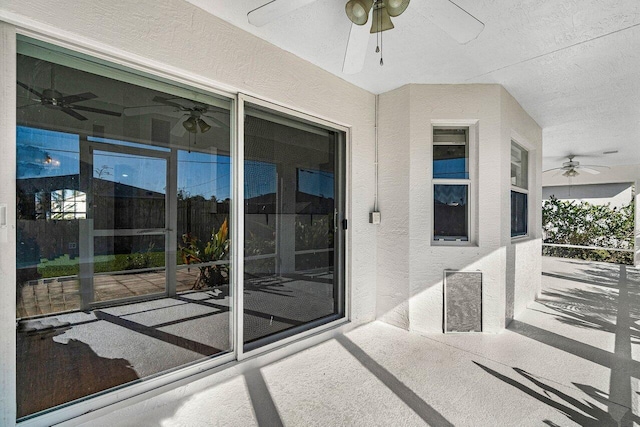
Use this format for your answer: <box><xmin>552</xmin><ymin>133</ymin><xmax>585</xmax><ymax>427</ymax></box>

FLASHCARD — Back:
<box><xmin>369</xmin><ymin>211</ymin><xmax>381</xmax><ymax>224</ymax></box>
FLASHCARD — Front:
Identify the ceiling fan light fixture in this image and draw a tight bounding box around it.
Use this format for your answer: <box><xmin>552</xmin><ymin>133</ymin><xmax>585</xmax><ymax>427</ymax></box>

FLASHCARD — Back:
<box><xmin>385</xmin><ymin>0</ymin><xmax>410</xmax><ymax>17</ymax></box>
<box><xmin>183</xmin><ymin>116</ymin><xmax>198</xmax><ymax>133</ymax></box>
<box><xmin>346</xmin><ymin>0</ymin><xmax>373</xmax><ymax>25</ymax></box>
<box><xmin>198</xmin><ymin>118</ymin><xmax>212</xmax><ymax>133</ymax></box>
<box><xmin>370</xmin><ymin>3</ymin><xmax>394</xmax><ymax>33</ymax></box>
<box><xmin>562</xmin><ymin>169</ymin><xmax>579</xmax><ymax>178</ymax></box>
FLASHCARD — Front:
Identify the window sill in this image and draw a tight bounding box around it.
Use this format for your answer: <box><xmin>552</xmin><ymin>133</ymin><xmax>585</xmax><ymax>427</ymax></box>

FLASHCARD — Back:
<box><xmin>431</xmin><ymin>240</ymin><xmax>478</xmax><ymax>248</ymax></box>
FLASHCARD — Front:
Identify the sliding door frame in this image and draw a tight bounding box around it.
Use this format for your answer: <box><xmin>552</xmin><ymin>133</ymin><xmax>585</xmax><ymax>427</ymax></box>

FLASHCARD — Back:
<box><xmin>236</xmin><ymin>93</ymin><xmax>350</xmax><ymax>361</ymax></box>
<box><xmin>9</xmin><ymin>25</ymin><xmax>351</xmax><ymax>426</ymax></box>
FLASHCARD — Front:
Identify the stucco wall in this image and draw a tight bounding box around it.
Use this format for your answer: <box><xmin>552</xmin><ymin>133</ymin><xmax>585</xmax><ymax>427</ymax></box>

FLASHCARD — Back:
<box><xmin>0</xmin><ymin>1</ymin><xmax>377</xmax><ymax>424</ymax></box>
<box><xmin>501</xmin><ymin>87</ymin><xmax>543</xmax><ymax>323</ymax></box>
<box><xmin>377</xmin><ymin>84</ymin><xmax>542</xmax><ymax>334</ymax></box>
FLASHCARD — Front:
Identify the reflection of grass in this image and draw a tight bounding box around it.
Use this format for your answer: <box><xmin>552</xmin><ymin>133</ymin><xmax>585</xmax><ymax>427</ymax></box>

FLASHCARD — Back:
<box><xmin>38</xmin><ymin>253</ymin><xmax>167</xmax><ymax>278</ymax></box>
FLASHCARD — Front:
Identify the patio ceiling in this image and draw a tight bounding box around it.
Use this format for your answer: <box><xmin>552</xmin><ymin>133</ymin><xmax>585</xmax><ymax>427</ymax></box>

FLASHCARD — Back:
<box><xmin>185</xmin><ymin>0</ymin><xmax>640</xmax><ymax>170</ymax></box>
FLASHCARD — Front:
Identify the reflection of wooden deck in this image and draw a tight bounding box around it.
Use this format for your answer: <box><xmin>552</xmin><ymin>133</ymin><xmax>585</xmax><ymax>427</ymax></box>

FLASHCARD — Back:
<box><xmin>17</xmin><ymin>269</ymin><xmax>202</xmax><ymax>318</ymax></box>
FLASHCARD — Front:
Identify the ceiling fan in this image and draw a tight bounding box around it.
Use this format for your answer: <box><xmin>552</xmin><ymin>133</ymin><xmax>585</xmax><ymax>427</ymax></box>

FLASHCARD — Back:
<box><xmin>17</xmin><ymin>65</ymin><xmax>122</xmax><ymax>121</ymax></box>
<box><xmin>544</xmin><ymin>155</ymin><xmax>610</xmax><ymax>177</ymax></box>
<box><xmin>247</xmin><ymin>0</ymin><xmax>485</xmax><ymax>74</ymax></box>
<box><xmin>123</xmin><ymin>96</ymin><xmax>229</xmax><ymax>137</ymax></box>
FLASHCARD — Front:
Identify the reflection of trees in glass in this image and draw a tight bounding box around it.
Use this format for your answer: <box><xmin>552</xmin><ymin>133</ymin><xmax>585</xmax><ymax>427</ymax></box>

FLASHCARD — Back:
<box><xmin>295</xmin><ymin>214</ymin><xmax>333</xmax><ymax>251</ymax></box>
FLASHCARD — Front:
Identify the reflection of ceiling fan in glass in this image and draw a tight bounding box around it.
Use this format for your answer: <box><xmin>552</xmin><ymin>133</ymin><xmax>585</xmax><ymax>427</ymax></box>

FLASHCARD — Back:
<box><xmin>247</xmin><ymin>0</ymin><xmax>485</xmax><ymax>74</ymax></box>
<box><xmin>544</xmin><ymin>155</ymin><xmax>610</xmax><ymax>177</ymax></box>
<box><xmin>17</xmin><ymin>66</ymin><xmax>121</xmax><ymax>121</ymax></box>
<box><xmin>123</xmin><ymin>96</ymin><xmax>228</xmax><ymax>137</ymax></box>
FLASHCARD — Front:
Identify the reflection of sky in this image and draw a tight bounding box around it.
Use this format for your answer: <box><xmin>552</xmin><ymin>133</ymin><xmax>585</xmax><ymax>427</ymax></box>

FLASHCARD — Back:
<box><xmin>178</xmin><ymin>151</ymin><xmax>230</xmax><ymax>200</ymax></box>
<box><xmin>433</xmin><ymin>159</ymin><xmax>467</xmax><ymax>179</ymax></box>
<box><xmin>94</xmin><ymin>150</ymin><xmax>167</xmax><ymax>194</ymax></box>
<box><xmin>17</xmin><ymin>126</ymin><xmax>233</xmax><ymax>200</ymax></box>
<box><xmin>298</xmin><ymin>168</ymin><xmax>333</xmax><ymax>198</ymax></box>
<box><xmin>245</xmin><ymin>160</ymin><xmax>276</xmax><ymax>199</ymax></box>
<box><xmin>17</xmin><ymin>126</ymin><xmax>79</xmax><ymax>179</ymax></box>
<box><xmin>17</xmin><ymin>126</ymin><xmax>333</xmax><ymax>202</ymax></box>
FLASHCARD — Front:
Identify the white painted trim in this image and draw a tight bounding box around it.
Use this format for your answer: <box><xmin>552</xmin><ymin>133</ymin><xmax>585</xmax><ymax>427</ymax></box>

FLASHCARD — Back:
<box><xmin>0</xmin><ymin>20</ymin><xmax>17</xmax><ymax>427</ymax></box>
<box><xmin>240</xmin><ymin>93</ymin><xmax>350</xmax><ymax>134</ymax></box>
<box><xmin>234</xmin><ymin>94</ymin><xmax>245</xmax><ymax>361</ymax></box>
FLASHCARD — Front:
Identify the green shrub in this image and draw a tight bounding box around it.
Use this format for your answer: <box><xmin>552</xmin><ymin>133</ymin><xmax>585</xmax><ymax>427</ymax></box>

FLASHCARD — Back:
<box><xmin>542</xmin><ymin>196</ymin><xmax>634</xmax><ymax>265</ymax></box>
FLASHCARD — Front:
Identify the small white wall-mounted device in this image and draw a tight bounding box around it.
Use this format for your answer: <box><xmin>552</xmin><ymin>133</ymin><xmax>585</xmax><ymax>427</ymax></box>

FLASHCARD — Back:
<box><xmin>369</xmin><ymin>211</ymin><xmax>381</xmax><ymax>224</ymax></box>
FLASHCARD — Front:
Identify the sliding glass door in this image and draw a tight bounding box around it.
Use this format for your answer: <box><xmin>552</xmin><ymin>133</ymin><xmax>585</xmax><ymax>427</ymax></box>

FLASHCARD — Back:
<box><xmin>14</xmin><ymin>36</ymin><xmax>346</xmax><ymax>422</ymax></box>
<box><xmin>243</xmin><ymin>102</ymin><xmax>346</xmax><ymax>351</ymax></box>
<box><xmin>15</xmin><ymin>37</ymin><xmax>233</xmax><ymax>419</ymax></box>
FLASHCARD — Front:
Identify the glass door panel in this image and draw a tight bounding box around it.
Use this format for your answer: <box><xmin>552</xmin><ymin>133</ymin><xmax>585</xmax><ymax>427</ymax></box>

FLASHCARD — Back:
<box><xmin>243</xmin><ymin>104</ymin><xmax>345</xmax><ymax>350</ymax></box>
<box><xmin>15</xmin><ymin>37</ymin><xmax>235</xmax><ymax>420</ymax></box>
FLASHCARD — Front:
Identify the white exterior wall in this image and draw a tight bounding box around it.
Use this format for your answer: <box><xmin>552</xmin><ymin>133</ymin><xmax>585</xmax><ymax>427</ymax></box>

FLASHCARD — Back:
<box><xmin>376</xmin><ymin>86</ymin><xmax>411</xmax><ymax>329</ymax></box>
<box><xmin>0</xmin><ymin>1</ymin><xmax>376</xmax><ymax>425</ymax></box>
<box><xmin>501</xmin><ymin>87</ymin><xmax>543</xmax><ymax>322</ymax></box>
<box><xmin>377</xmin><ymin>84</ymin><xmax>542</xmax><ymax>334</ymax></box>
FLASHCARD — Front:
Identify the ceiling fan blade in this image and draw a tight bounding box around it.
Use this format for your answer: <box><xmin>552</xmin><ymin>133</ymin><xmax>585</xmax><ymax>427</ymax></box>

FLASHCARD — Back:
<box><xmin>58</xmin><ymin>92</ymin><xmax>98</xmax><ymax>105</ymax></box>
<box><xmin>152</xmin><ymin>96</ymin><xmax>192</xmax><ymax>110</ymax></box>
<box><xmin>71</xmin><ymin>104</ymin><xmax>122</xmax><ymax>117</ymax></box>
<box><xmin>202</xmin><ymin>115</ymin><xmax>227</xmax><ymax>129</ymax></box>
<box><xmin>542</xmin><ymin>167</ymin><xmax>563</xmax><ymax>173</ymax></box>
<box><xmin>423</xmin><ymin>0</ymin><xmax>484</xmax><ymax>44</ymax></box>
<box><xmin>248</xmin><ymin>0</ymin><xmax>319</xmax><ymax>27</ymax></box>
<box><xmin>342</xmin><ymin>23</ymin><xmax>370</xmax><ymax>74</ymax></box>
<box><xmin>60</xmin><ymin>107</ymin><xmax>88</xmax><ymax>121</ymax></box>
<box><xmin>17</xmin><ymin>81</ymin><xmax>43</xmax><ymax>98</ymax></box>
<box><xmin>171</xmin><ymin>116</ymin><xmax>188</xmax><ymax>137</ymax></box>
<box><xmin>578</xmin><ymin>167</ymin><xmax>602</xmax><ymax>175</ymax></box>
<box><xmin>123</xmin><ymin>105</ymin><xmax>175</xmax><ymax>117</ymax></box>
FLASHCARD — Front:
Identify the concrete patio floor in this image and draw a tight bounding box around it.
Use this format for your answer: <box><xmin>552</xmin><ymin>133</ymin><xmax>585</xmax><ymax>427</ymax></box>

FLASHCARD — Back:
<box><xmin>74</xmin><ymin>257</ymin><xmax>639</xmax><ymax>427</ymax></box>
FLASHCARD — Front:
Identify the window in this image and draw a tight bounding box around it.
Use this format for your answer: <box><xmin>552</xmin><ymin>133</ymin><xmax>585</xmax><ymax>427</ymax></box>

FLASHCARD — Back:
<box><xmin>433</xmin><ymin>127</ymin><xmax>470</xmax><ymax>242</ymax></box>
<box><xmin>511</xmin><ymin>141</ymin><xmax>529</xmax><ymax>237</ymax></box>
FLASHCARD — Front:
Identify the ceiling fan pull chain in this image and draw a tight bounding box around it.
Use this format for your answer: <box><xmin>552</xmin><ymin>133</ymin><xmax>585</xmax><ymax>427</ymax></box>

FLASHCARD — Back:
<box><xmin>380</xmin><ymin>21</ymin><xmax>384</xmax><ymax>66</ymax></box>
<box><xmin>378</xmin><ymin>2</ymin><xmax>383</xmax><ymax>66</ymax></box>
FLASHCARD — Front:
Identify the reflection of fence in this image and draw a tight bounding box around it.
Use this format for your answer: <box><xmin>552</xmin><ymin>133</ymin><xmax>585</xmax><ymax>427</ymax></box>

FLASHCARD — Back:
<box><xmin>542</xmin><ymin>243</ymin><xmax>633</xmax><ymax>265</ymax></box>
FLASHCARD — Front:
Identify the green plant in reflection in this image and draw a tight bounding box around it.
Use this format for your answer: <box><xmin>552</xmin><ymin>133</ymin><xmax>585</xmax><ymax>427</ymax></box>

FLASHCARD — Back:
<box><xmin>124</xmin><ymin>242</ymin><xmax>156</xmax><ymax>270</ymax></box>
<box><xmin>295</xmin><ymin>214</ymin><xmax>333</xmax><ymax>251</ymax></box>
<box><xmin>180</xmin><ymin>218</ymin><xmax>229</xmax><ymax>289</ymax></box>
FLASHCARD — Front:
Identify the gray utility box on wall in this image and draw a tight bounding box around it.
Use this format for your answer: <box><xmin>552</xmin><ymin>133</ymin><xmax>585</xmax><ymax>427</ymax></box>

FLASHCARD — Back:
<box><xmin>443</xmin><ymin>270</ymin><xmax>482</xmax><ymax>333</ymax></box>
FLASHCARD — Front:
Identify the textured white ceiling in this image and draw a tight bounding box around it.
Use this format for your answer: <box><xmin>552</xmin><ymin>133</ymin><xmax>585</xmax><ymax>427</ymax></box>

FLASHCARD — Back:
<box><xmin>186</xmin><ymin>0</ymin><xmax>640</xmax><ymax>169</ymax></box>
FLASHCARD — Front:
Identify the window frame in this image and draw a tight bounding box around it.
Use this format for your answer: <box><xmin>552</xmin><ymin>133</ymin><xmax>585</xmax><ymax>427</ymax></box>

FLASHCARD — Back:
<box><xmin>431</xmin><ymin>121</ymin><xmax>478</xmax><ymax>246</ymax></box>
<box><xmin>510</xmin><ymin>139</ymin><xmax>529</xmax><ymax>239</ymax></box>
